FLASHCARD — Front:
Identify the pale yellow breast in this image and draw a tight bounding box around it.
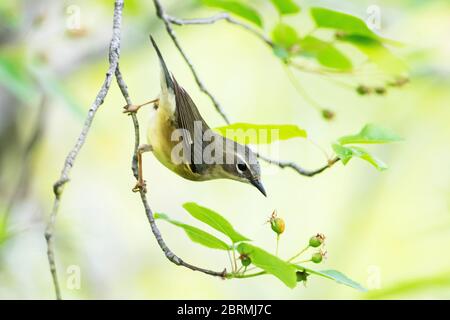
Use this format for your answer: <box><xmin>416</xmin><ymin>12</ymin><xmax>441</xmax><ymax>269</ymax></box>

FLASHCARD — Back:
<box><xmin>147</xmin><ymin>93</ymin><xmax>200</xmax><ymax>181</ymax></box>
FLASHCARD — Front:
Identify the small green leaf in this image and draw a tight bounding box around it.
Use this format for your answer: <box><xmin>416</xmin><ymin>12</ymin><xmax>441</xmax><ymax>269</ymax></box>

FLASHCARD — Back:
<box><xmin>201</xmin><ymin>0</ymin><xmax>263</xmax><ymax>27</ymax></box>
<box><xmin>364</xmin><ymin>271</ymin><xmax>450</xmax><ymax>299</ymax></box>
<box><xmin>310</xmin><ymin>8</ymin><xmax>405</xmax><ymax>73</ymax></box>
<box><xmin>332</xmin><ymin>143</ymin><xmax>353</xmax><ymax>165</ymax></box>
<box><xmin>183</xmin><ymin>202</ymin><xmax>249</xmax><ymax>243</ymax></box>
<box><xmin>299</xmin><ymin>36</ymin><xmax>352</xmax><ymax>70</ymax></box>
<box><xmin>316</xmin><ymin>46</ymin><xmax>352</xmax><ymax>71</ymax></box>
<box><xmin>296</xmin><ymin>266</ymin><xmax>367</xmax><ymax>292</ymax></box>
<box><xmin>0</xmin><ymin>219</ymin><xmax>8</xmax><ymax>248</ymax></box>
<box><xmin>349</xmin><ymin>146</ymin><xmax>388</xmax><ymax>171</ymax></box>
<box><xmin>238</xmin><ymin>243</ymin><xmax>297</xmax><ymax>288</ymax></box>
<box><xmin>0</xmin><ymin>52</ymin><xmax>39</xmax><ymax>105</ymax></box>
<box><xmin>338</xmin><ymin>35</ymin><xmax>407</xmax><ymax>74</ymax></box>
<box><xmin>155</xmin><ymin>213</ymin><xmax>230</xmax><ymax>250</ymax></box>
<box><xmin>332</xmin><ymin>144</ymin><xmax>388</xmax><ymax>171</ymax></box>
<box><xmin>338</xmin><ymin>124</ymin><xmax>402</xmax><ymax>145</ymax></box>
<box><xmin>270</xmin><ymin>0</ymin><xmax>300</xmax><ymax>15</ymax></box>
<box><xmin>310</xmin><ymin>7</ymin><xmax>377</xmax><ymax>39</ymax></box>
<box><xmin>214</xmin><ymin>123</ymin><xmax>307</xmax><ymax>144</ymax></box>
<box><xmin>0</xmin><ymin>206</ymin><xmax>12</xmax><ymax>248</ymax></box>
<box><xmin>271</xmin><ymin>23</ymin><xmax>300</xmax><ymax>50</ymax></box>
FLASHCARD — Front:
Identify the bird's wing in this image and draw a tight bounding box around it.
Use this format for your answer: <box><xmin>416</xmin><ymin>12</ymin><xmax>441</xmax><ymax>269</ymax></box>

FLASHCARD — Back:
<box><xmin>172</xmin><ymin>77</ymin><xmax>210</xmax><ymax>174</ymax></box>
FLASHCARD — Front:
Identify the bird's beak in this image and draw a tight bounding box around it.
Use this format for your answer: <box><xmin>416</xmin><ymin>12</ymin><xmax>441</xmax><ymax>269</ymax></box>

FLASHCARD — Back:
<box><xmin>251</xmin><ymin>179</ymin><xmax>267</xmax><ymax>197</ymax></box>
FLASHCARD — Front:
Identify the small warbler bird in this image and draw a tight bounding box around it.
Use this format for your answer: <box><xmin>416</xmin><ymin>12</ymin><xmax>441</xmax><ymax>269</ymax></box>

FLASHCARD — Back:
<box><xmin>125</xmin><ymin>36</ymin><xmax>266</xmax><ymax>196</ymax></box>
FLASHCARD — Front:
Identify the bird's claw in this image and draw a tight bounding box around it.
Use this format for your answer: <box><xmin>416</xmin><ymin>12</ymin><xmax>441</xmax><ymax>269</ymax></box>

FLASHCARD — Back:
<box><xmin>123</xmin><ymin>104</ymin><xmax>140</xmax><ymax>115</ymax></box>
<box><xmin>132</xmin><ymin>180</ymin><xmax>147</xmax><ymax>193</ymax></box>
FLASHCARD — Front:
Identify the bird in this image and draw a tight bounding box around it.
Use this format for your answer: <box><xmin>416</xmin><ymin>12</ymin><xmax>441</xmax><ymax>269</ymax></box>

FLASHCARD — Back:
<box><xmin>124</xmin><ymin>36</ymin><xmax>266</xmax><ymax>197</ymax></box>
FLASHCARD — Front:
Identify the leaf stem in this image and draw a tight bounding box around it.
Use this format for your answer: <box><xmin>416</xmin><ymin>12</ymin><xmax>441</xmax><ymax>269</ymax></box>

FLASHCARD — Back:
<box><xmin>232</xmin><ymin>243</ymin><xmax>238</xmax><ymax>272</ymax></box>
<box><xmin>227</xmin><ymin>250</ymin><xmax>234</xmax><ymax>273</ymax></box>
<box><xmin>292</xmin><ymin>259</ymin><xmax>312</xmax><ymax>264</ymax></box>
<box><xmin>276</xmin><ymin>234</ymin><xmax>280</xmax><ymax>256</ymax></box>
<box><xmin>288</xmin><ymin>245</ymin><xmax>310</xmax><ymax>262</ymax></box>
<box><xmin>285</xmin><ymin>66</ymin><xmax>323</xmax><ymax>111</ymax></box>
<box><xmin>229</xmin><ymin>271</ymin><xmax>267</xmax><ymax>279</ymax></box>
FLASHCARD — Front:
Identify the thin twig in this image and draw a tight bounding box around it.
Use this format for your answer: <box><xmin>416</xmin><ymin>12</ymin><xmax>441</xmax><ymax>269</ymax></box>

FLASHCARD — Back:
<box><xmin>152</xmin><ymin>0</ymin><xmax>339</xmax><ymax>176</ymax></box>
<box><xmin>257</xmin><ymin>153</ymin><xmax>340</xmax><ymax>177</ymax></box>
<box><xmin>285</xmin><ymin>66</ymin><xmax>324</xmax><ymax>111</ymax></box>
<box><xmin>44</xmin><ymin>0</ymin><xmax>125</xmax><ymax>300</ymax></box>
<box><xmin>166</xmin><ymin>13</ymin><xmax>273</xmax><ymax>47</ymax></box>
<box><xmin>115</xmin><ymin>67</ymin><xmax>226</xmax><ymax>278</ymax></box>
<box><xmin>153</xmin><ymin>0</ymin><xmax>231</xmax><ymax>124</ymax></box>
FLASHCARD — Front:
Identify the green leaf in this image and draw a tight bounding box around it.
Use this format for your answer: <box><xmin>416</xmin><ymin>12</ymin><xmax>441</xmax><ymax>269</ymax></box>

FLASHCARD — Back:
<box><xmin>365</xmin><ymin>271</ymin><xmax>450</xmax><ymax>299</ymax></box>
<box><xmin>310</xmin><ymin>8</ymin><xmax>405</xmax><ymax>73</ymax></box>
<box><xmin>271</xmin><ymin>23</ymin><xmax>300</xmax><ymax>50</ymax></box>
<box><xmin>338</xmin><ymin>124</ymin><xmax>402</xmax><ymax>145</ymax></box>
<box><xmin>201</xmin><ymin>0</ymin><xmax>263</xmax><ymax>27</ymax></box>
<box><xmin>310</xmin><ymin>7</ymin><xmax>377</xmax><ymax>39</ymax></box>
<box><xmin>350</xmin><ymin>146</ymin><xmax>388</xmax><ymax>171</ymax></box>
<box><xmin>332</xmin><ymin>143</ymin><xmax>353</xmax><ymax>165</ymax></box>
<box><xmin>155</xmin><ymin>213</ymin><xmax>230</xmax><ymax>250</ymax></box>
<box><xmin>0</xmin><ymin>220</ymin><xmax>8</xmax><ymax>248</ymax></box>
<box><xmin>338</xmin><ymin>35</ymin><xmax>407</xmax><ymax>74</ymax></box>
<box><xmin>296</xmin><ymin>265</ymin><xmax>367</xmax><ymax>292</ymax></box>
<box><xmin>238</xmin><ymin>243</ymin><xmax>297</xmax><ymax>288</ymax></box>
<box><xmin>214</xmin><ymin>123</ymin><xmax>307</xmax><ymax>144</ymax></box>
<box><xmin>183</xmin><ymin>202</ymin><xmax>249</xmax><ymax>243</ymax></box>
<box><xmin>332</xmin><ymin>144</ymin><xmax>388</xmax><ymax>171</ymax></box>
<box><xmin>0</xmin><ymin>2</ymin><xmax>21</xmax><ymax>29</ymax></box>
<box><xmin>270</xmin><ymin>0</ymin><xmax>300</xmax><ymax>15</ymax></box>
<box><xmin>299</xmin><ymin>36</ymin><xmax>352</xmax><ymax>70</ymax></box>
<box><xmin>0</xmin><ymin>52</ymin><xmax>39</xmax><ymax>105</ymax></box>
<box><xmin>0</xmin><ymin>206</ymin><xmax>11</xmax><ymax>248</ymax></box>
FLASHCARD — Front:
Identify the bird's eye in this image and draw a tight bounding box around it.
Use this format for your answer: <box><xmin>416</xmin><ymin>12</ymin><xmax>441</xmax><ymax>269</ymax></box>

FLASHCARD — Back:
<box><xmin>237</xmin><ymin>163</ymin><xmax>248</xmax><ymax>173</ymax></box>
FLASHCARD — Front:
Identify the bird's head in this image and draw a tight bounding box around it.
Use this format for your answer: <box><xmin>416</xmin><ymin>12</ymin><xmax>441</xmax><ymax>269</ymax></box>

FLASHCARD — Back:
<box><xmin>220</xmin><ymin>140</ymin><xmax>266</xmax><ymax>197</ymax></box>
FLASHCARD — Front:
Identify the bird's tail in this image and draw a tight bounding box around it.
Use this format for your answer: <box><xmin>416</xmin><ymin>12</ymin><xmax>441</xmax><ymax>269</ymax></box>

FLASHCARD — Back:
<box><xmin>150</xmin><ymin>35</ymin><xmax>174</xmax><ymax>91</ymax></box>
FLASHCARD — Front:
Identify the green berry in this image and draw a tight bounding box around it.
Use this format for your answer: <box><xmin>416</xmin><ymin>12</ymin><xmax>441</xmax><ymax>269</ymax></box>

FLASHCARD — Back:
<box><xmin>309</xmin><ymin>234</ymin><xmax>325</xmax><ymax>247</ymax></box>
<box><xmin>321</xmin><ymin>109</ymin><xmax>335</xmax><ymax>120</ymax></box>
<box><xmin>271</xmin><ymin>217</ymin><xmax>285</xmax><ymax>235</ymax></box>
<box><xmin>375</xmin><ymin>87</ymin><xmax>387</xmax><ymax>95</ymax></box>
<box><xmin>240</xmin><ymin>255</ymin><xmax>251</xmax><ymax>267</ymax></box>
<box><xmin>311</xmin><ymin>252</ymin><xmax>323</xmax><ymax>264</ymax></box>
<box><xmin>356</xmin><ymin>85</ymin><xmax>371</xmax><ymax>95</ymax></box>
<box><xmin>309</xmin><ymin>236</ymin><xmax>321</xmax><ymax>248</ymax></box>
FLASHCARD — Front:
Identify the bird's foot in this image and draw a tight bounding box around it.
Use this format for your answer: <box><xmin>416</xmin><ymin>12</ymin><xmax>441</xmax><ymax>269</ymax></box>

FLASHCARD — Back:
<box><xmin>123</xmin><ymin>104</ymin><xmax>141</xmax><ymax>115</ymax></box>
<box><xmin>123</xmin><ymin>99</ymin><xmax>159</xmax><ymax>115</ymax></box>
<box><xmin>132</xmin><ymin>180</ymin><xmax>147</xmax><ymax>193</ymax></box>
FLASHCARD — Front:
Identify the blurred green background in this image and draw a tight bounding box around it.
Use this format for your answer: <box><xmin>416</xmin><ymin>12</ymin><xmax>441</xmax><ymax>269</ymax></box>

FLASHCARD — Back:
<box><xmin>1</xmin><ymin>0</ymin><xmax>449</xmax><ymax>299</ymax></box>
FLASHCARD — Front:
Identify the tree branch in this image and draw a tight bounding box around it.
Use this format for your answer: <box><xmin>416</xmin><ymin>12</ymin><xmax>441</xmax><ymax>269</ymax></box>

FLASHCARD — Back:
<box><xmin>166</xmin><ymin>13</ymin><xmax>273</xmax><ymax>47</ymax></box>
<box><xmin>152</xmin><ymin>0</ymin><xmax>339</xmax><ymax>177</ymax></box>
<box><xmin>257</xmin><ymin>154</ymin><xmax>340</xmax><ymax>177</ymax></box>
<box><xmin>45</xmin><ymin>0</ymin><xmax>125</xmax><ymax>300</ymax></box>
